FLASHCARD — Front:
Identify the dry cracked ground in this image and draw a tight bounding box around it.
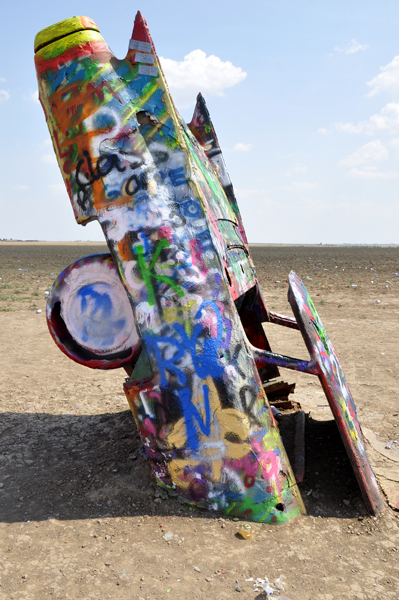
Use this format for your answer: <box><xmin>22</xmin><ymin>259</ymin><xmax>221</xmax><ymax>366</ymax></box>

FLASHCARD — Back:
<box><xmin>0</xmin><ymin>242</ymin><xmax>398</xmax><ymax>600</ymax></box>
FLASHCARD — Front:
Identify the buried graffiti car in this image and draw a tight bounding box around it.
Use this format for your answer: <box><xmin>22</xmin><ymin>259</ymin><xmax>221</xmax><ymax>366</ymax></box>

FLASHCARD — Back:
<box><xmin>35</xmin><ymin>11</ymin><xmax>383</xmax><ymax>522</ymax></box>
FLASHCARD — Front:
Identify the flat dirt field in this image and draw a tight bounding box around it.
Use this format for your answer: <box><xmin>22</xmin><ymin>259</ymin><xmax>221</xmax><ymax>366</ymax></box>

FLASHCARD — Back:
<box><xmin>0</xmin><ymin>242</ymin><xmax>398</xmax><ymax>600</ymax></box>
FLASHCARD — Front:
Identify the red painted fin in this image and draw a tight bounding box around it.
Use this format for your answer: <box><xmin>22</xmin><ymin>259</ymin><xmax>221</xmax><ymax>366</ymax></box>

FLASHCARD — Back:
<box><xmin>127</xmin><ymin>11</ymin><xmax>157</xmax><ymax>66</ymax></box>
<box><xmin>131</xmin><ymin>11</ymin><xmax>154</xmax><ymax>46</ymax></box>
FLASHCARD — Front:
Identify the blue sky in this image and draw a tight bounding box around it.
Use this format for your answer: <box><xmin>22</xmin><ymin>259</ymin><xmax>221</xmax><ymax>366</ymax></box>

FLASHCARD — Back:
<box><xmin>1</xmin><ymin>0</ymin><xmax>399</xmax><ymax>243</ymax></box>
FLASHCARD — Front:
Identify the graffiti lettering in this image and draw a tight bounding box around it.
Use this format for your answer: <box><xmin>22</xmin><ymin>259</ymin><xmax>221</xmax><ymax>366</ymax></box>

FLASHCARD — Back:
<box><xmin>125</xmin><ymin>172</ymin><xmax>148</xmax><ymax>196</ymax></box>
<box><xmin>169</xmin><ymin>166</ymin><xmax>187</xmax><ymax>187</ymax></box>
<box><xmin>144</xmin><ymin>333</ymin><xmax>186</xmax><ymax>386</ymax></box>
<box><xmin>238</xmin><ymin>442</ymin><xmax>281</xmax><ymax>495</ymax></box>
<box><xmin>144</xmin><ymin>300</ymin><xmax>225</xmax><ymax>386</ymax></box>
<box><xmin>197</xmin><ymin>230</ymin><xmax>213</xmax><ymax>250</ymax></box>
<box><xmin>76</xmin><ymin>150</ymin><xmax>126</xmax><ymax>187</ymax></box>
<box><xmin>169</xmin><ymin>203</ymin><xmax>186</xmax><ymax>228</ymax></box>
<box><xmin>239</xmin><ymin>385</ymin><xmax>263</xmax><ymax>427</ymax></box>
<box><xmin>135</xmin><ymin>238</ymin><xmax>185</xmax><ymax>307</ymax></box>
<box><xmin>75</xmin><ymin>150</ymin><xmax>127</xmax><ymax>208</ymax></box>
<box><xmin>179</xmin><ymin>198</ymin><xmax>202</xmax><ymax>219</ymax></box>
<box><xmin>167</xmin><ymin>377</ymin><xmax>252</xmax><ymax>487</ymax></box>
<box><xmin>179</xmin><ymin>384</ymin><xmax>211</xmax><ymax>450</ymax></box>
<box><xmin>163</xmin><ymin>299</ymin><xmax>197</xmax><ymax>335</ymax></box>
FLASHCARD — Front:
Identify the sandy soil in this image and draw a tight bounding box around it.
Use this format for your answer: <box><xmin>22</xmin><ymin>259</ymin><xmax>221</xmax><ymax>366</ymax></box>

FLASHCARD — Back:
<box><xmin>0</xmin><ymin>243</ymin><xmax>398</xmax><ymax>600</ymax></box>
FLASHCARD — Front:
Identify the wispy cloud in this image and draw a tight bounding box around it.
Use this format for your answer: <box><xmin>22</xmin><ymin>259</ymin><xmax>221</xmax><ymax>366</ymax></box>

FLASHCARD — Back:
<box><xmin>236</xmin><ymin>188</ymin><xmax>264</xmax><ymax>197</ymax></box>
<box><xmin>348</xmin><ymin>166</ymin><xmax>398</xmax><ymax>179</ymax></box>
<box><xmin>367</xmin><ymin>55</ymin><xmax>399</xmax><ymax>97</ymax></box>
<box><xmin>160</xmin><ymin>50</ymin><xmax>246</xmax><ymax>108</ymax></box>
<box><xmin>282</xmin><ymin>181</ymin><xmax>320</xmax><ymax>192</ymax></box>
<box><xmin>0</xmin><ymin>89</ymin><xmax>10</xmax><ymax>102</ymax></box>
<box><xmin>285</xmin><ymin>163</ymin><xmax>307</xmax><ymax>176</ymax></box>
<box><xmin>41</xmin><ymin>154</ymin><xmax>57</xmax><ymax>164</ymax></box>
<box><xmin>235</xmin><ymin>189</ymin><xmax>276</xmax><ymax>209</ymax></box>
<box><xmin>0</xmin><ymin>77</ymin><xmax>6</xmax><ymax>82</ymax></box>
<box><xmin>335</xmin><ymin>39</ymin><xmax>368</xmax><ymax>54</ymax></box>
<box><xmin>334</xmin><ymin>101</ymin><xmax>399</xmax><ymax>135</ymax></box>
<box><xmin>300</xmin><ymin>196</ymin><xmax>327</xmax><ymax>211</ymax></box>
<box><xmin>333</xmin><ymin>56</ymin><xmax>399</xmax><ymax>136</ymax></box>
<box><xmin>339</xmin><ymin>139</ymin><xmax>388</xmax><ymax>167</ymax></box>
<box><xmin>48</xmin><ymin>183</ymin><xmax>66</xmax><ymax>194</ymax></box>
<box><xmin>14</xmin><ymin>184</ymin><xmax>29</xmax><ymax>191</ymax></box>
<box><xmin>317</xmin><ymin>128</ymin><xmax>328</xmax><ymax>135</ymax></box>
<box><xmin>339</xmin><ymin>140</ymin><xmax>395</xmax><ymax>179</ymax></box>
<box><xmin>233</xmin><ymin>143</ymin><xmax>252</xmax><ymax>152</ymax></box>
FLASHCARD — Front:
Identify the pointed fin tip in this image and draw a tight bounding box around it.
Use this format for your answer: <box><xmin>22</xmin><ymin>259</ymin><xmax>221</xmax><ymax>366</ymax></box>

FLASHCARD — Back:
<box><xmin>131</xmin><ymin>10</ymin><xmax>153</xmax><ymax>46</ymax></box>
<box><xmin>135</xmin><ymin>10</ymin><xmax>144</xmax><ymax>22</ymax></box>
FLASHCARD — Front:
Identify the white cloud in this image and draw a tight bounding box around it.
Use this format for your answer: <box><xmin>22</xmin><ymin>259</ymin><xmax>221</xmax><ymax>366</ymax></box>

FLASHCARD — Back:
<box><xmin>339</xmin><ymin>139</ymin><xmax>395</xmax><ymax>179</ymax></box>
<box><xmin>48</xmin><ymin>183</ymin><xmax>66</xmax><ymax>194</ymax></box>
<box><xmin>160</xmin><ymin>49</ymin><xmax>246</xmax><ymax>107</ymax></box>
<box><xmin>14</xmin><ymin>185</ymin><xmax>29</xmax><ymax>191</ymax></box>
<box><xmin>334</xmin><ymin>121</ymin><xmax>362</xmax><ymax>134</ymax></box>
<box><xmin>41</xmin><ymin>154</ymin><xmax>57</xmax><ymax>164</ymax></box>
<box><xmin>0</xmin><ymin>90</ymin><xmax>10</xmax><ymax>102</ymax></box>
<box><xmin>367</xmin><ymin>56</ymin><xmax>399</xmax><ymax>97</ymax></box>
<box><xmin>300</xmin><ymin>196</ymin><xmax>327</xmax><ymax>211</ymax></box>
<box><xmin>0</xmin><ymin>77</ymin><xmax>6</xmax><ymax>82</ymax></box>
<box><xmin>334</xmin><ymin>102</ymin><xmax>399</xmax><ymax>135</ymax></box>
<box><xmin>334</xmin><ymin>56</ymin><xmax>399</xmax><ymax>138</ymax></box>
<box><xmin>31</xmin><ymin>89</ymin><xmax>40</xmax><ymax>104</ymax></box>
<box><xmin>317</xmin><ymin>128</ymin><xmax>328</xmax><ymax>135</ymax></box>
<box><xmin>348</xmin><ymin>166</ymin><xmax>398</xmax><ymax>179</ymax></box>
<box><xmin>235</xmin><ymin>188</ymin><xmax>276</xmax><ymax>205</ymax></box>
<box><xmin>236</xmin><ymin>190</ymin><xmax>277</xmax><ymax>215</ymax></box>
<box><xmin>335</xmin><ymin>199</ymin><xmax>377</xmax><ymax>214</ymax></box>
<box><xmin>285</xmin><ymin>163</ymin><xmax>307</xmax><ymax>176</ymax></box>
<box><xmin>282</xmin><ymin>181</ymin><xmax>320</xmax><ymax>192</ymax></box>
<box><xmin>339</xmin><ymin>139</ymin><xmax>388</xmax><ymax>167</ymax></box>
<box><xmin>335</xmin><ymin>39</ymin><xmax>368</xmax><ymax>55</ymax></box>
<box><xmin>233</xmin><ymin>143</ymin><xmax>252</xmax><ymax>152</ymax></box>
<box><xmin>236</xmin><ymin>188</ymin><xmax>264</xmax><ymax>197</ymax></box>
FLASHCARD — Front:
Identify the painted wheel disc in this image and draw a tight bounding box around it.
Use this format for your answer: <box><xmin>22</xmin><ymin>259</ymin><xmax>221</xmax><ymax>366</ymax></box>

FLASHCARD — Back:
<box><xmin>47</xmin><ymin>253</ymin><xmax>140</xmax><ymax>369</ymax></box>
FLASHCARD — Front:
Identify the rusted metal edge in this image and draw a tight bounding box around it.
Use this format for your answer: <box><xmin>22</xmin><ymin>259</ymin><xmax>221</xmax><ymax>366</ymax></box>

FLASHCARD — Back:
<box><xmin>269</xmin><ymin>311</ymin><xmax>300</xmax><ymax>330</ymax></box>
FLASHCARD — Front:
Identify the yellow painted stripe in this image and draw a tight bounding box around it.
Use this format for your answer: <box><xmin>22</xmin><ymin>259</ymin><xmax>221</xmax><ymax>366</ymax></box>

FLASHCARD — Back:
<box><xmin>34</xmin><ymin>16</ymin><xmax>100</xmax><ymax>53</ymax></box>
<box><xmin>35</xmin><ymin>30</ymin><xmax>105</xmax><ymax>61</ymax></box>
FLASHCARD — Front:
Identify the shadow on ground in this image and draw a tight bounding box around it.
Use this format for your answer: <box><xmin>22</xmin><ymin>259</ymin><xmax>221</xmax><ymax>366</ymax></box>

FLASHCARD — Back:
<box><xmin>295</xmin><ymin>414</ymin><xmax>366</xmax><ymax>518</ymax></box>
<box><xmin>0</xmin><ymin>409</ymin><xmax>365</xmax><ymax>523</ymax></box>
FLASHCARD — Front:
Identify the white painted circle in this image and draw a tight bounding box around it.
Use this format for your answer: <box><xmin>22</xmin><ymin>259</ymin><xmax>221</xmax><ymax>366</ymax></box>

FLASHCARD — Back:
<box><xmin>58</xmin><ymin>257</ymin><xmax>139</xmax><ymax>356</ymax></box>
